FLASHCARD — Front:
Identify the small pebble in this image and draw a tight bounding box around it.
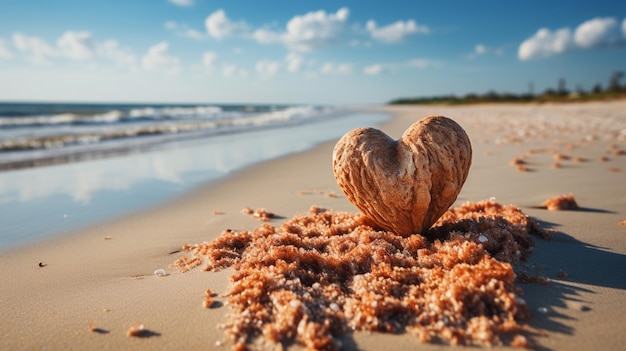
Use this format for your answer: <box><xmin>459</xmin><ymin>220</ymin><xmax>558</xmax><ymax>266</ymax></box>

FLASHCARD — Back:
<box><xmin>154</xmin><ymin>269</ymin><xmax>167</xmax><ymax>277</ymax></box>
<box><xmin>126</xmin><ymin>323</ymin><xmax>146</xmax><ymax>337</ymax></box>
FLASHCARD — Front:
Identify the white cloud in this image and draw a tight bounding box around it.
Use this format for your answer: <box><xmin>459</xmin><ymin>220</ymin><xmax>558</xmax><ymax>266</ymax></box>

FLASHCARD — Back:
<box><xmin>408</xmin><ymin>58</ymin><xmax>438</xmax><ymax>69</ymax></box>
<box><xmin>519</xmin><ymin>16</ymin><xmax>626</xmax><ymax>61</ymax></box>
<box><xmin>256</xmin><ymin>60</ymin><xmax>280</xmax><ymax>79</ymax></box>
<box><xmin>366</xmin><ymin>19</ymin><xmax>428</xmax><ymax>43</ymax></box>
<box><xmin>221</xmin><ymin>63</ymin><xmax>247</xmax><ymax>77</ymax></box>
<box><xmin>285</xmin><ymin>53</ymin><xmax>304</xmax><ymax>72</ymax></box>
<box><xmin>205</xmin><ymin>9</ymin><xmax>249</xmax><ymax>40</ymax></box>
<box><xmin>474</xmin><ymin>44</ymin><xmax>487</xmax><ymax>55</ymax></box>
<box><xmin>184</xmin><ymin>29</ymin><xmax>207</xmax><ymax>40</ymax></box>
<box><xmin>0</xmin><ymin>38</ymin><xmax>13</xmax><ymax>60</ymax></box>
<box><xmin>165</xmin><ymin>21</ymin><xmax>207</xmax><ymax>40</ymax></box>
<box><xmin>98</xmin><ymin>40</ymin><xmax>137</xmax><ymax>68</ymax></box>
<box><xmin>467</xmin><ymin>44</ymin><xmax>503</xmax><ymax>59</ymax></box>
<box><xmin>253</xmin><ymin>28</ymin><xmax>282</xmax><ymax>44</ymax></box>
<box><xmin>141</xmin><ymin>41</ymin><xmax>180</xmax><ymax>74</ymax></box>
<box><xmin>202</xmin><ymin>51</ymin><xmax>217</xmax><ymax>69</ymax></box>
<box><xmin>518</xmin><ymin>27</ymin><xmax>573</xmax><ymax>60</ymax></box>
<box><xmin>12</xmin><ymin>32</ymin><xmax>58</xmax><ymax>63</ymax></box>
<box><xmin>574</xmin><ymin>17</ymin><xmax>620</xmax><ymax>48</ymax></box>
<box><xmin>319</xmin><ymin>62</ymin><xmax>352</xmax><ymax>75</ymax></box>
<box><xmin>363</xmin><ymin>64</ymin><xmax>383</xmax><ymax>75</ymax></box>
<box><xmin>169</xmin><ymin>0</ymin><xmax>193</xmax><ymax>7</ymax></box>
<box><xmin>11</xmin><ymin>31</ymin><xmax>139</xmax><ymax>67</ymax></box>
<box><xmin>57</xmin><ymin>31</ymin><xmax>95</xmax><ymax>60</ymax></box>
<box><xmin>164</xmin><ymin>21</ymin><xmax>178</xmax><ymax>30</ymax></box>
<box><xmin>253</xmin><ymin>7</ymin><xmax>349</xmax><ymax>52</ymax></box>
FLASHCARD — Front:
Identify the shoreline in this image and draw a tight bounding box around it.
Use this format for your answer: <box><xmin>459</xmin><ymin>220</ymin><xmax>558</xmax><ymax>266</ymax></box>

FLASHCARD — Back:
<box><xmin>0</xmin><ymin>107</ymin><xmax>358</xmax><ymax>173</ymax></box>
<box><xmin>1</xmin><ymin>102</ymin><xmax>625</xmax><ymax>350</ymax></box>
<box><xmin>0</xmin><ymin>110</ymin><xmax>389</xmax><ymax>252</ymax></box>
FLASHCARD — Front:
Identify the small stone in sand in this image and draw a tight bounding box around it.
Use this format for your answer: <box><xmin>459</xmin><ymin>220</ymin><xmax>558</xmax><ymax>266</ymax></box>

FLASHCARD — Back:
<box><xmin>126</xmin><ymin>323</ymin><xmax>146</xmax><ymax>337</ymax></box>
<box><xmin>241</xmin><ymin>207</ymin><xmax>276</xmax><ymax>221</ymax></box>
<box><xmin>539</xmin><ymin>194</ymin><xmax>580</xmax><ymax>211</ymax></box>
<box><xmin>203</xmin><ymin>296</ymin><xmax>215</xmax><ymax>309</ymax></box>
<box><xmin>88</xmin><ymin>321</ymin><xmax>109</xmax><ymax>334</ymax></box>
<box><xmin>510</xmin><ymin>157</ymin><xmax>526</xmax><ymax>166</ymax></box>
<box><xmin>553</xmin><ymin>153</ymin><xmax>570</xmax><ymax>161</ymax></box>
<box><xmin>517</xmin><ymin>272</ymin><xmax>550</xmax><ymax>285</ymax></box>
<box><xmin>511</xmin><ymin>334</ymin><xmax>532</xmax><ymax>349</ymax></box>
<box><xmin>203</xmin><ymin>289</ymin><xmax>215</xmax><ymax>308</ymax></box>
<box><xmin>253</xmin><ymin>208</ymin><xmax>275</xmax><ymax>221</ymax></box>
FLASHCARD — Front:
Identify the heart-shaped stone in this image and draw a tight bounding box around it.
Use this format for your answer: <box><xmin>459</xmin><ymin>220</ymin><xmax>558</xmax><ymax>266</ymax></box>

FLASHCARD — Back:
<box><xmin>332</xmin><ymin>116</ymin><xmax>472</xmax><ymax>236</ymax></box>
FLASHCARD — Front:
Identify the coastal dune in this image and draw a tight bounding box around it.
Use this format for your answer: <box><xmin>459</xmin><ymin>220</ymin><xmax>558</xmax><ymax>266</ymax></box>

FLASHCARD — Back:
<box><xmin>1</xmin><ymin>101</ymin><xmax>625</xmax><ymax>350</ymax></box>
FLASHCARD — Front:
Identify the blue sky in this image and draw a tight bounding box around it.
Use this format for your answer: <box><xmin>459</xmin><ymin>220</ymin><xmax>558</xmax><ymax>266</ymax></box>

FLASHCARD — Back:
<box><xmin>0</xmin><ymin>0</ymin><xmax>625</xmax><ymax>105</ymax></box>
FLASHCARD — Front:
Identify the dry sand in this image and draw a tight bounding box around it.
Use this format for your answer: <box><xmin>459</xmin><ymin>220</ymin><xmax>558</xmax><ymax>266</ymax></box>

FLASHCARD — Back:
<box><xmin>1</xmin><ymin>101</ymin><xmax>625</xmax><ymax>350</ymax></box>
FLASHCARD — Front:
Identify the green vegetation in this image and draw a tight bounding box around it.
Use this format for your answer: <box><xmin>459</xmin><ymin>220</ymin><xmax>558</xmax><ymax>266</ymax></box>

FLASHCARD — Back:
<box><xmin>389</xmin><ymin>71</ymin><xmax>626</xmax><ymax>105</ymax></box>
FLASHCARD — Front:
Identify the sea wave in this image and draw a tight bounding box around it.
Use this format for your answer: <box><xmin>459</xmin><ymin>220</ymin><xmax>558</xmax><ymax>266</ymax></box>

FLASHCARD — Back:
<box><xmin>0</xmin><ymin>105</ymin><xmax>227</xmax><ymax>127</ymax></box>
<box><xmin>0</xmin><ymin>103</ymin><xmax>337</xmax><ymax>169</ymax></box>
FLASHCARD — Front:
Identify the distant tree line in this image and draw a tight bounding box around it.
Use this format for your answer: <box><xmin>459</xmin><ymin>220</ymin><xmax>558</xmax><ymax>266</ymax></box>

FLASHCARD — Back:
<box><xmin>389</xmin><ymin>71</ymin><xmax>626</xmax><ymax>105</ymax></box>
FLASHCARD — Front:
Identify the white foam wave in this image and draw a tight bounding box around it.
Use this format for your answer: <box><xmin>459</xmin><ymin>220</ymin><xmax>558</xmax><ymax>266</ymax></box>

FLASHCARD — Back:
<box><xmin>0</xmin><ymin>105</ymin><xmax>225</xmax><ymax>127</ymax></box>
<box><xmin>0</xmin><ymin>105</ymin><xmax>337</xmax><ymax>164</ymax></box>
<box><xmin>127</xmin><ymin>105</ymin><xmax>223</xmax><ymax>120</ymax></box>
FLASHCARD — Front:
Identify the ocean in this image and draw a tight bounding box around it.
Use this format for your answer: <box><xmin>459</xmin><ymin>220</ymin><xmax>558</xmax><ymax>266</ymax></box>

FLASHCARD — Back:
<box><xmin>0</xmin><ymin>102</ymin><xmax>338</xmax><ymax>170</ymax></box>
<box><xmin>0</xmin><ymin>102</ymin><xmax>390</xmax><ymax>251</ymax></box>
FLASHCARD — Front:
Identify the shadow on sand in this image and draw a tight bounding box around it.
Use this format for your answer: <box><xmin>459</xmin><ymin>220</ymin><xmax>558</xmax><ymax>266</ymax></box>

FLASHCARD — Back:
<box><xmin>514</xmin><ymin>217</ymin><xmax>625</xmax><ymax>351</ymax></box>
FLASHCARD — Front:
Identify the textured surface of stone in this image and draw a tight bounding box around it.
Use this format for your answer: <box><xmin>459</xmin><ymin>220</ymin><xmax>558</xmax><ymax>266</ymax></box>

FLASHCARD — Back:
<box><xmin>333</xmin><ymin>116</ymin><xmax>472</xmax><ymax>236</ymax></box>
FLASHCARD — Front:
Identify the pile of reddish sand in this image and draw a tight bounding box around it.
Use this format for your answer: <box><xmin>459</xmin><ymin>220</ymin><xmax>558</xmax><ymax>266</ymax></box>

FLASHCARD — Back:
<box><xmin>539</xmin><ymin>194</ymin><xmax>580</xmax><ymax>211</ymax></box>
<box><xmin>176</xmin><ymin>200</ymin><xmax>549</xmax><ymax>350</ymax></box>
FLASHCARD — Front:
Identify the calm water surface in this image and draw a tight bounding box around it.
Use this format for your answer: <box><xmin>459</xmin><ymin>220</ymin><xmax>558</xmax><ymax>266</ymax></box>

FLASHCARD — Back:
<box><xmin>0</xmin><ymin>110</ymin><xmax>389</xmax><ymax>251</ymax></box>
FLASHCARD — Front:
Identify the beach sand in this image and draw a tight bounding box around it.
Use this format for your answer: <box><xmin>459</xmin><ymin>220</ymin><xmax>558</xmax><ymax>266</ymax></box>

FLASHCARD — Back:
<box><xmin>1</xmin><ymin>101</ymin><xmax>625</xmax><ymax>350</ymax></box>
